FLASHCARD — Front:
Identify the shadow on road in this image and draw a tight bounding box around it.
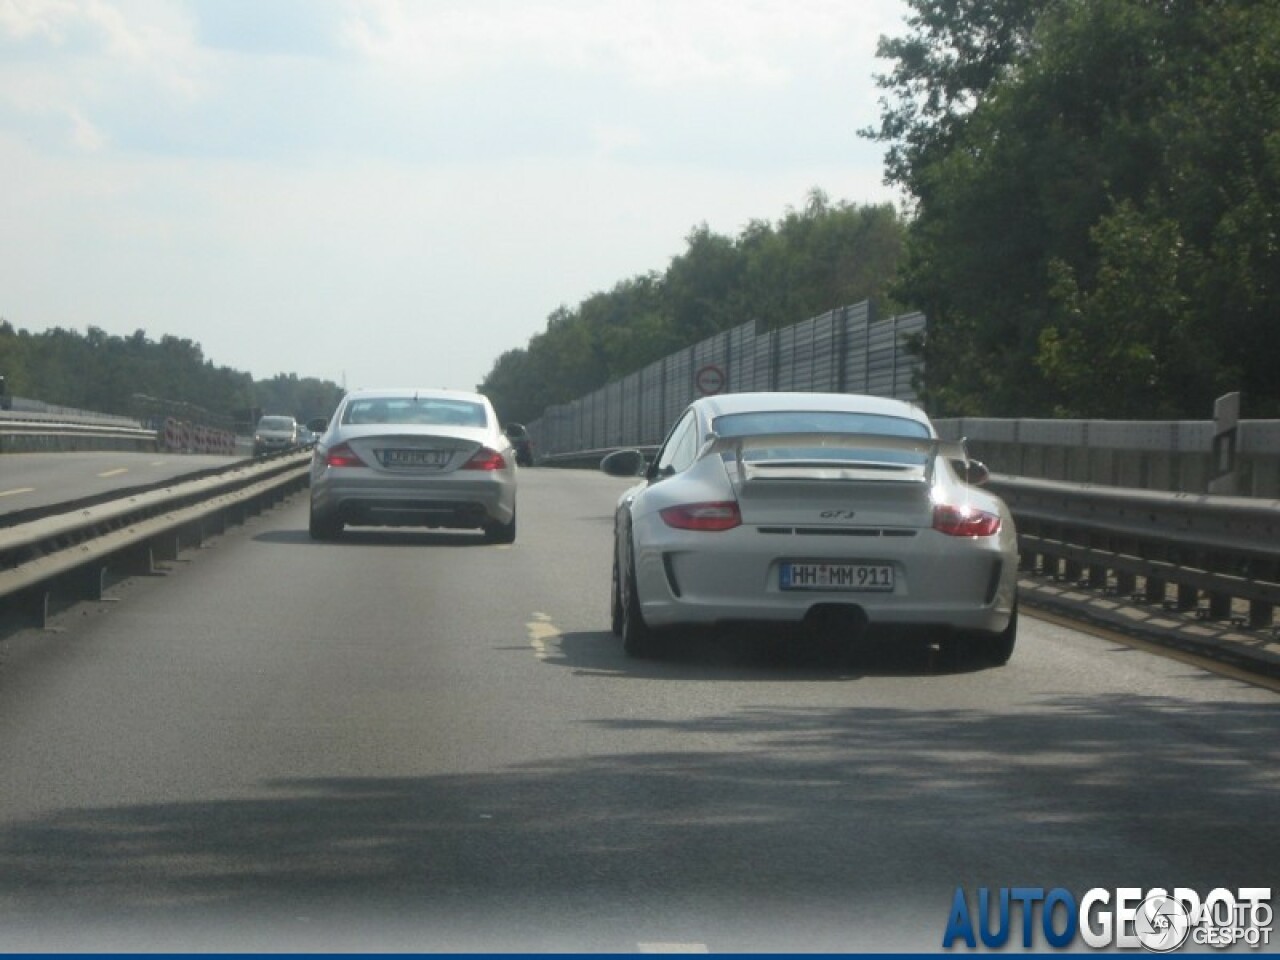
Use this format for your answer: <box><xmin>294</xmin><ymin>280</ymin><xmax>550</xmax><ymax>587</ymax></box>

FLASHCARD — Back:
<box><xmin>0</xmin><ymin>694</ymin><xmax>1276</xmax><ymax>950</ymax></box>
<box><xmin>542</xmin><ymin>627</ymin><xmax>992</xmax><ymax>681</ymax></box>
<box><xmin>253</xmin><ymin>528</ymin><xmax>494</xmax><ymax>548</ymax></box>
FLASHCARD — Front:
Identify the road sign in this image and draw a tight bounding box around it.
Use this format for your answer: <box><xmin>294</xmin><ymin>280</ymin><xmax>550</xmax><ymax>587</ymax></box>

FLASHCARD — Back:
<box><xmin>694</xmin><ymin>364</ymin><xmax>726</xmax><ymax>396</ymax></box>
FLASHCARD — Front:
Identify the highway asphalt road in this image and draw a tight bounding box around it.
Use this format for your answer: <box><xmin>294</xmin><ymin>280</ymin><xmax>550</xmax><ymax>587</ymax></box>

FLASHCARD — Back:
<box><xmin>0</xmin><ymin>467</ymin><xmax>1275</xmax><ymax>951</ymax></box>
<box><xmin>0</xmin><ymin>451</ymin><xmax>244</xmax><ymax>517</ymax></box>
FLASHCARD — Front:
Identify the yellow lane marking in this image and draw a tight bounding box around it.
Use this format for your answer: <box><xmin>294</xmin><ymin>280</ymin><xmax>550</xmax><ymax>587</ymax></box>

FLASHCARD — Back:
<box><xmin>97</xmin><ymin>468</ymin><xmax>128</xmax><ymax>478</ymax></box>
<box><xmin>526</xmin><ymin>612</ymin><xmax>561</xmax><ymax>661</ymax></box>
<box><xmin>0</xmin><ymin>487</ymin><xmax>35</xmax><ymax>498</ymax></box>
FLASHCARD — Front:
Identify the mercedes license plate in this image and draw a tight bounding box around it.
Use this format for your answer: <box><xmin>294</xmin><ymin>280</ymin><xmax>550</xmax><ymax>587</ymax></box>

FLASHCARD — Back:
<box><xmin>780</xmin><ymin>562</ymin><xmax>894</xmax><ymax>591</ymax></box>
<box><xmin>381</xmin><ymin>448</ymin><xmax>451</xmax><ymax>468</ymax></box>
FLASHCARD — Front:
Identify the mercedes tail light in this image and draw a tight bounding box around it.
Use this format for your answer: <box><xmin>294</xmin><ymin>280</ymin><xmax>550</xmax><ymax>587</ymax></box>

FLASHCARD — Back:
<box><xmin>933</xmin><ymin>503</ymin><xmax>1001</xmax><ymax>537</ymax></box>
<box><xmin>660</xmin><ymin>501</ymin><xmax>742</xmax><ymax>532</ymax></box>
<box><xmin>323</xmin><ymin>443</ymin><xmax>365</xmax><ymax>468</ymax></box>
<box><xmin>462</xmin><ymin>447</ymin><xmax>507</xmax><ymax>471</ymax></box>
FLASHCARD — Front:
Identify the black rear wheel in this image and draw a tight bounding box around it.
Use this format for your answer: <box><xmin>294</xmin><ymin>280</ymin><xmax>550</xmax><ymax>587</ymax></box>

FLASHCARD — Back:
<box><xmin>610</xmin><ymin>553</ymin><xmax>624</xmax><ymax>637</ymax></box>
<box><xmin>620</xmin><ymin>539</ymin><xmax>657</xmax><ymax>658</ymax></box>
<box><xmin>977</xmin><ymin>604</ymin><xmax>1018</xmax><ymax>666</ymax></box>
<box><xmin>483</xmin><ymin>510</ymin><xmax>517</xmax><ymax>544</ymax></box>
<box><xmin>309</xmin><ymin>507</ymin><xmax>342</xmax><ymax>541</ymax></box>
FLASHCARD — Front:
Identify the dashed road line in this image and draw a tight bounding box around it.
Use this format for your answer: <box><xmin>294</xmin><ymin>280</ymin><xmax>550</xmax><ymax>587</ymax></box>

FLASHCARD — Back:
<box><xmin>526</xmin><ymin>612</ymin><xmax>560</xmax><ymax>661</ymax></box>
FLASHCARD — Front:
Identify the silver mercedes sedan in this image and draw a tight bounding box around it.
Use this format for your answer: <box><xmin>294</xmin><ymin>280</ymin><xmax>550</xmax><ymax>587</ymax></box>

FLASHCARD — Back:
<box><xmin>601</xmin><ymin>392</ymin><xmax>1019</xmax><ymax>664</ymax></box>
<box><xmin>308</xmin><ymin>388</ymin><xmax>518</xmax><ymax>543</ymax></box>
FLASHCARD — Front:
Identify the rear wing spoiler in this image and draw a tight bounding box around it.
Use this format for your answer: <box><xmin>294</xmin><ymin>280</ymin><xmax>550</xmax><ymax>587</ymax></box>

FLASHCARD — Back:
<box><xmin>702</xmin><ymin>431</ymin><xmax>970</xmax><ymax>486</ymax></box>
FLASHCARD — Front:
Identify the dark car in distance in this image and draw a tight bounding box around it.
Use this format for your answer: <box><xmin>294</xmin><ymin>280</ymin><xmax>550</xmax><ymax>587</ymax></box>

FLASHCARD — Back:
<box><xmin>505</xmin><ymin>423</ymin><xmax>534</xmax><ymax>466</ymax></box>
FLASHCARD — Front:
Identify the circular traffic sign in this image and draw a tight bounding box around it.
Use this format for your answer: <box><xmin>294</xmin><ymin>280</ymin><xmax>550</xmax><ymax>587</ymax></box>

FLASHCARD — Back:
<box><xmin>695</xmin><ymin>363</ymin><xmax>726</xmax><ymax>396</ymax></box>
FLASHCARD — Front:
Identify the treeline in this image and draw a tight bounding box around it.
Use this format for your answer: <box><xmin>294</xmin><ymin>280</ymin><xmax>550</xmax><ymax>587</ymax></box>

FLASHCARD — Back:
<box><xmin>0</xmin><ymin>322</ymin><xmax>343</xmax><ymax>428</ymax></box>
<box><xmin>480</xmin><ymin>194</ymin><xmax>907</xmax><ymax>424</ymax></box>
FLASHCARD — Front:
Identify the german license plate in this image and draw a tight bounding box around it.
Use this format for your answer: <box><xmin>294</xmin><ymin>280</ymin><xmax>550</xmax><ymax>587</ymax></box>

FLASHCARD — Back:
<box><xmin>780</xmin><ymin>562</ymin><xmax>894</xmax><ymax>591</ymax></box>
<box><xmin>380</xmin><ymin>448</ymin><xmax>451</xmax><ymax>468</ymax></box>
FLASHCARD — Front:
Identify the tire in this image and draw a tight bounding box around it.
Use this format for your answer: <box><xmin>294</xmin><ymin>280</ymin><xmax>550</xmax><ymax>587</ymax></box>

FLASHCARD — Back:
<box><xmin>484</xmin><ymin>510</ymin><xmax>517</xmax><ymax>544</ymax></box>
<box><xmin>309</xmin><ymin>507</ymin><xmax>342</xmax><ymax>541</ymax></box>
<box><xmin>620</xmin><ymin>538</ymin><xmax>657</xmax><ymax>658</ymax></box>
<box><xmin>610</xmin><ymin>552</ymin><xmax>624</xmax><ymax>637</ymax></box>
<box><xmin>977</xmin><ymin>604</ymin><xmax>1018</xmax><ymax>666</ymax></box>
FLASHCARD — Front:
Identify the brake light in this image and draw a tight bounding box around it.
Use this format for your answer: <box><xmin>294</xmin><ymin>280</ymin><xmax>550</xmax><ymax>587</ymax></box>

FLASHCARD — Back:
<box><xmin>660</xmin><ymin>501</ymin><xmax>742</xmax><ymax>531</ymax></box>
<box><xmin>933</xmin><ymin>503</ymin><xmax>1001</xmax><ymax>537</ymax></box>
<box><xmin>462</xmin><ymin>446</ymin><xmax>507</xmax><ymax>471</ymax></box>
<box><xmin>323</xmin><ymin>443</ymin><xmax>365</xmax><ymax>468</ymax></box>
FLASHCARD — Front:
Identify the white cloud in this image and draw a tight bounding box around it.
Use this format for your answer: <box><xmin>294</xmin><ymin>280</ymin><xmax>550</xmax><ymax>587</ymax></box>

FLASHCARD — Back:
<box><xmin>342</xmin><ymin>0</ymin><xmax>901</xmax><ymax>91</ymax></box>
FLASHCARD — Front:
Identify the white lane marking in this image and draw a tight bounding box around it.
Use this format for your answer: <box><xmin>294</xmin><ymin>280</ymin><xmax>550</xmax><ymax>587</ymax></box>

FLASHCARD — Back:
<box><xmin>0</xmin><ymin>487</ymin><xmax>35</xmax><ymax>499</ymax></box>
<box><xmin>637</xmin><ymin>944</ymin><xmax>709</xmax><ymax>954</ymax></box>
<box><xmin>98</xmin><ymin>468</ymin><xmax>128</xmax><ymax>478</ymax></box>
<box><xmin>526</xmin><ymin>611</ymin><xmax>560</xmax><ymax>661</ymax></box>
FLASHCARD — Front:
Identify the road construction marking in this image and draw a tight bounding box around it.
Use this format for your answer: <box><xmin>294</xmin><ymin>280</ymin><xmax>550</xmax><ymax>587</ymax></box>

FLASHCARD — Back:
<box><xmin>98</xmin><ymin>468</ymin><xmax>128</xmax><ymax>478</ymax></box>
<box><xmin>0</xmin><ymin>487</ymin><xmax>35</xmax><ymax>498</ymax></box>
<box><xmin>526</xmin><ymin>612</ymin><xmax>560</xmax><ymax>661</ymax></box>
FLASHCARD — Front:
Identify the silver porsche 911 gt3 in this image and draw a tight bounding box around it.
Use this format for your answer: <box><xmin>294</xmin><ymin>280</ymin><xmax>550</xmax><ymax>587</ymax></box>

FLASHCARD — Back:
<box><xmin>601</xmin><ymin>392</ymin><xmax>1018</xmax><ymax>664</ymax></box>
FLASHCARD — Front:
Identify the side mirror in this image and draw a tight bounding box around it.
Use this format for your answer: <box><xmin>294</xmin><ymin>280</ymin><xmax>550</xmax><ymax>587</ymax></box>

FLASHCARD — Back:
<box><xmin>307</xmin><ymin>416</ymin><xmax>329</xmax><ymax>434</ymax></box>
<box><xmin>601</xmin><ymin>449</ymin><xmax>647</xmax><ymax>477</ymax></box>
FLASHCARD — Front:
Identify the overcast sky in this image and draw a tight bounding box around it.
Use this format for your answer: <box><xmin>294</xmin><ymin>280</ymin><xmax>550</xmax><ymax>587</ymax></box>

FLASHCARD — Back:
<box><xmin>1</xmin><ymin>0</ymin><xmax>909</xmax><ymax>392</ymax></box>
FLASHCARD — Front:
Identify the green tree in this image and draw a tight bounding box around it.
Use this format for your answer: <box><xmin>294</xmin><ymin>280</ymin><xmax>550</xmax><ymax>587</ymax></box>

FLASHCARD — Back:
<box><xmin>0</xmin><ymin>321</ymin><xmax>336</xmax><ymax>427</ymax></box>
<box><xmin>865</xmin><ymin>0</ymin><xmax>1280</xmax><ymax>417</ymax></box>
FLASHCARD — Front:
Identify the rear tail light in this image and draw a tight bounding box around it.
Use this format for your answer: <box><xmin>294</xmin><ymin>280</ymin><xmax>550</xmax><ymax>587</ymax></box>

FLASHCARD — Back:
<box><xmin>660</xmin><ymin>501</ymin><xmax>742</xmax><ymax>531</ymax></box>
<box><xmin>933</xmin><ymin>503</ymin><xmax>1001</xmax><ymax>537</ymax></box>
<box><xmin>322</xmin><ymin>443</ymin><xmax>365</xmax><ymax>468</ymax></box>
<box><xmin>462</xmin><ymin>446</ymin><xmax>507</xmax><ymax>471</ymax></box>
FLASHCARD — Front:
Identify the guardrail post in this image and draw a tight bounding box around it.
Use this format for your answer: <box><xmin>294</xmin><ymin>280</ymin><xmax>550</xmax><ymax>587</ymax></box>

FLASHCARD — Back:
<box><xmin>1115</xmin><ymin>570</ymin><xmax>1137</xmax><ymax>597</ymax></box>
<box><xmin>1063</xmin><ymin>554</ymin><xmax>1081</xmax><ymax>582</ymax></box>
<box><xmin>1145</xmin><ymin>576</ymin><xmax>1167</xmax><ymax>605</ymax></box>
<box><xmin>1207</xmin><ymin>591</ymin><xmax>1232</xmax><ymax>620</ymax></box>
<box><xmin>4</xmin><ymin>587</ymin><xmax>50</xmax><ymax>629</ymax></box>
<box><xmin>74</xmin><ymin>564</ymin><xmax>109</xmax><ymax>602</ymax></box>
<box><xmin>179</xmin><ymin>521</ymin><xmax>204</xmax><ymax>550</ymax></box>
<box><xmin>1087</xmin><ymin>562</ymin><xmax>1107</xmax><ymax>589</ymax></box>
<box><xmin>116</xmin><ymin>543</ymin><xmax>155</xmax><ymax>577</ymax></box>
<box><xmin>152</xmin><ymin>534</ymin><xmax>180</xmax><ymax>564</ymax></box>
<box><xmin>1249</xmin><ymin>600</ymin><xmax>1273</xmax><ymax>630</ymax></box>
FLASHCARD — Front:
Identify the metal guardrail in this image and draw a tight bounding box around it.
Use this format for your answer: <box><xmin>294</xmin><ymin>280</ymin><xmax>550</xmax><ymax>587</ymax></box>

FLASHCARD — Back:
<box><xmin>0</xmin><ymin>451</ymin><xmax>311</xmax><ymax>628</ymax></box>
<box><xmin>991</xmin><ymin>476</ymin><xmax>1280</xmax><ymax>631</ymax></box>
<box><xmin>0</xmin><ymin>410</ymin><xmax>159</xmax><ymax>453</ymax></box>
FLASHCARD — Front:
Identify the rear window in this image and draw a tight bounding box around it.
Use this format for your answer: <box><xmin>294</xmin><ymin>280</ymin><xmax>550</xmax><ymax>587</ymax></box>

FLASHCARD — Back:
<box><xmin>342</xmin><ymin>397</ymin><xmax>488</xmax><ymax>428</ymax></box>
<box><xmin>712</xmin><ymin>410</ymin><xmax>931</xmax><ymax>465</ymax></box>
<box><xmin>257</xmin><ymin>417</ymin><xmax>295</xmax><ymax>431</ymax></box>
